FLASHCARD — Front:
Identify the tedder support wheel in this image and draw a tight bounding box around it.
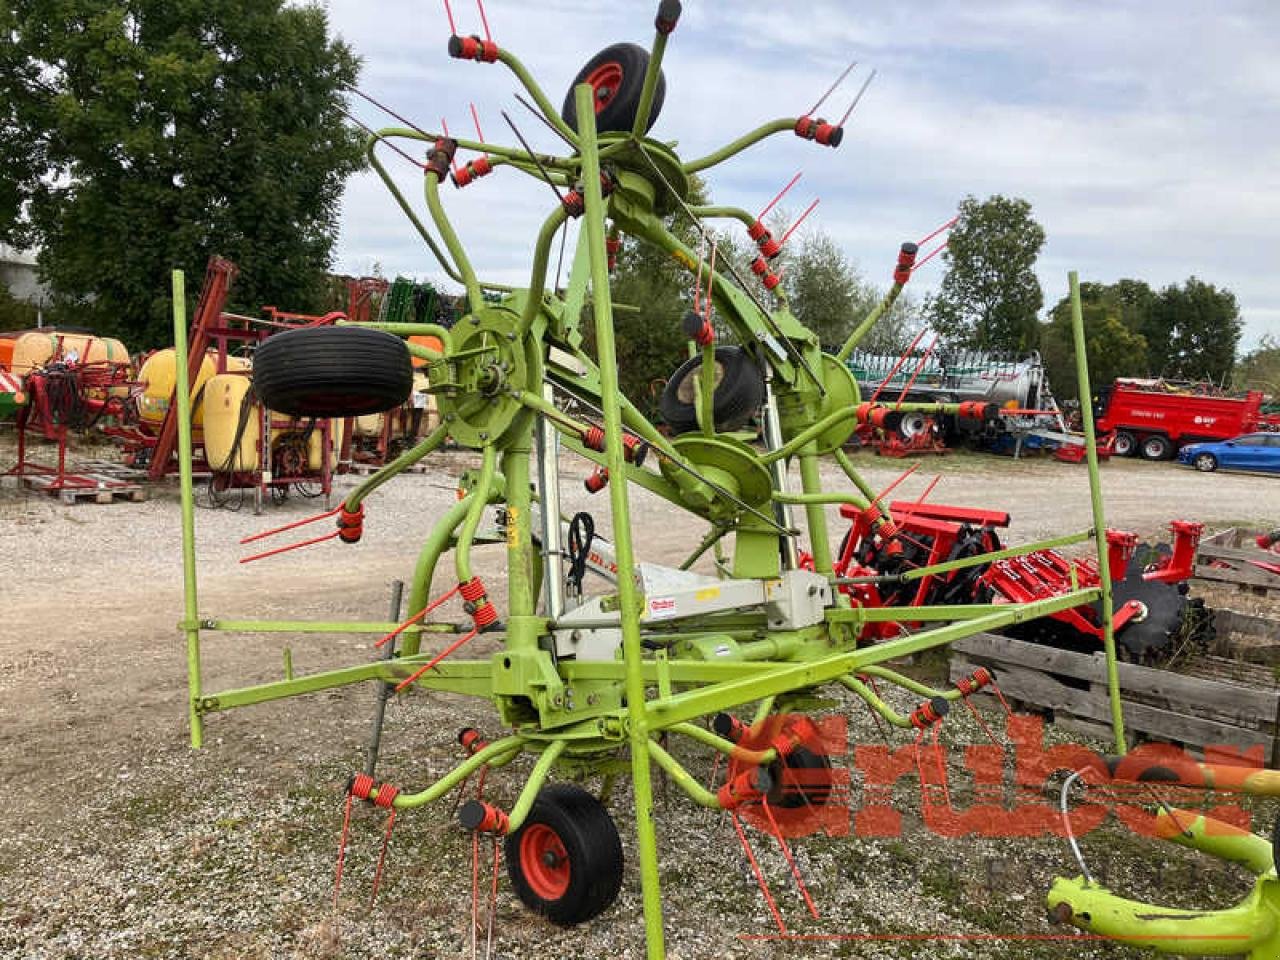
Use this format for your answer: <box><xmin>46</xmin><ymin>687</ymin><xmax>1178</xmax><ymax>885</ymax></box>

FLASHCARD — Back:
<box><xmin>659</xmin><ymin>345</ymin><xmax>765</xmax><ymax>435</ymax></box>
<box><xmin>561</xmin><ymin>42</ymin><xmax>666</xmax><ymax>136</ymax></box>
<box><xmin>1194</xmin><ymin>452</ymin><xmax>1218</xmax><ymax>472</ymax></box>
<box><xmin>505</xmin><ymin>784</ymin><xmax>623</xmax><ymax>926</ymax></box>
<box><xmin>253</xmin><ymin>326</ymin><xmax>412</xmax><ymax>418</ymax></box>
<box><xmin>1112</xmin><ymin>430</ymin><xmax>1136</xmax><ymax>457</ymax></box>
<box><xmin>1140</xmin><ymin>434</ymin><xmax>1172</xmax><ymax>460</ymax></box>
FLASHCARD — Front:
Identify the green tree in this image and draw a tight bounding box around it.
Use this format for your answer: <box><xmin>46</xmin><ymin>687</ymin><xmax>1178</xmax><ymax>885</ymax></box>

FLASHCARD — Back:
<box><xmin>930</xmin><ymin>194</ymin><xmax>1046</xmax><ymax>351</ymax></box>
<box><xmin>0</xmin><ymin>281</ymin><xmax>39</xmax><ymax>332</ymax></box>
<box><xmin>1</xmin><ymin>1</ymin><xmax>364</xmax><ymax>348</ymax></box>
<box><xmin>1144</xmin><ymin>277</ymin><xmax>1243</xmax><ymax>382</ymax></box>
<box><xmin>1234</xmin><ymin>335</ymin><xmax>1280</xmax><ymax>396</ymax></box>
<box><xmin>780</xmin><ymin>227</ymin><xmax>877</xmax><ymax>351</ymax></box>
<box><xmin>1040</xmin><ymin>282</ymin><xmax>1149</xmax><ymax>402</ymax></box>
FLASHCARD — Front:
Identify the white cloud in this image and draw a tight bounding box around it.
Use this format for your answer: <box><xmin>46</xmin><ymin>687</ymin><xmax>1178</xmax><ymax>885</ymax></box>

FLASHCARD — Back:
<box><xmin>324</xmin><ymin>0</ymin><xmax>1280</xmax><ymax>347</ymax></box>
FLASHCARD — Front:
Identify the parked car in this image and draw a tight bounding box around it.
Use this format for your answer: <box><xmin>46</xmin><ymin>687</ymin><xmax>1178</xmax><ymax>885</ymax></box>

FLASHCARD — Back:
<box><xmin>1177</xmin><ymin>433</ymin><xmax>1280</xmax><ymax>473</ymax></box>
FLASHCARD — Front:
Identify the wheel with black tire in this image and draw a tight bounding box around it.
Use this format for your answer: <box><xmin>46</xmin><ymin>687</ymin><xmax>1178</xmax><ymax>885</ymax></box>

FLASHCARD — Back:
<box><xmin>253</xmin><ymin>326</ymin><xmax>412</xmax><ymax>418</ymax></box>
<box><xmin>561</xmin><ymin>42</ymin><xmax>665</xmax><ymax>136</ymax></box>
<box><xmin>659</xmin><ymin>346</ymin><xmax>765</xmax><ymax>435</ymax></box>
<box><xmin>1194</xmin><ymin>452</ymin><xmax>1218</xmax><ymax>472</ymax></box>
<box><xmin>505</xmin><ymin>784</ymin><xmax>623</xmax><ymax>926</ymax></box>
<box><xmin>1140</xmin><ymin>434</ymin><xmax>1172</xmax><ymax>461</ymax></box>
<box><xmin>1112</xmin><ymin>431</ymin><xmax>1136</xmax><ymax>457</ymax></box>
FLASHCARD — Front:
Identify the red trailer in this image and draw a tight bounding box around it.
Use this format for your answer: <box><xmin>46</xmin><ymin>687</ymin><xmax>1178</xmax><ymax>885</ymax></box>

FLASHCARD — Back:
<box><xmin>1095</xmin><ymin>379</ymin><xmax>1279</xmax><ymax>460</ymax></box>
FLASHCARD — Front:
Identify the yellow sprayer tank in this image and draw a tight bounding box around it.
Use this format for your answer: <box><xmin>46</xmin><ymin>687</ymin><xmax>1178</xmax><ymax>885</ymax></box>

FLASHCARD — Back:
<box><xmin>137</xmin><ymin>350</ymin><xmax>250</xmax><ymax>428</ymax></box>
<box><xmin>203</xmin><ymin>373</ymin><xmax>344</xmax><ymax>473</ymax></box>
<box><xmin>0</xmin><ymin>328</ymin><xmax>130</xmax><ymax>375</ymax></box>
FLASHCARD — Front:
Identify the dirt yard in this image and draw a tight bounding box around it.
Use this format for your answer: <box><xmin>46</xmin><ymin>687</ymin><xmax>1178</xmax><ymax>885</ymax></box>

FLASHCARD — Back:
<box><xmin>1</xmin><ymin>440</ymin><xmax>1276</xmax><ymax>959</ymax></box>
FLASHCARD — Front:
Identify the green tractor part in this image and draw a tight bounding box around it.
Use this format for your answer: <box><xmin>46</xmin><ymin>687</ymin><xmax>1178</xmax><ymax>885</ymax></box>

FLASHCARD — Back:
<box><xmin>170</xmin><ymin>5</ymin><xmax>1145</xmax><ymax>956</ymax></box>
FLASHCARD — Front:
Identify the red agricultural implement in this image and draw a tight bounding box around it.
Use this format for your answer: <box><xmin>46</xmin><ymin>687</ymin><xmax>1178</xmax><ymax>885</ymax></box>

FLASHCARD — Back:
<box><xmin>826</xmin><ymin>489</ymin><xmax>1206</xmax><ymax>660</ymax></box>
<box><xmin>1098</xmin><ymin>379</ymin><xmax>1280</xmax><ymax>460</ymax></box>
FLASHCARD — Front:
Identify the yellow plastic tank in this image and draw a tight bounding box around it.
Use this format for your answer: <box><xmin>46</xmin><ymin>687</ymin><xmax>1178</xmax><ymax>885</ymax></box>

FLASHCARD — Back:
<box><xmin>203</xmin><ymin>372</ymin><xmax>344</xmax><ymax>473</ymax></box>
<box><xmin>0</xmin><ymin>328</ymin><xmax>130</xmax><ymax>375</ymax></box>
<box><xmin>137</xmin><ymin>350</ymin><xmax>249</xmax><ymax>428</ymax></box>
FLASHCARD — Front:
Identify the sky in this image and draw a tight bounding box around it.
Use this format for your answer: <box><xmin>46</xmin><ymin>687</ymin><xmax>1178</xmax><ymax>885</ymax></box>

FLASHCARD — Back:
<box><xmin>323</xmin><ymin>0</ymin><xmax>1280</xmax><ymax>350</ymax></box>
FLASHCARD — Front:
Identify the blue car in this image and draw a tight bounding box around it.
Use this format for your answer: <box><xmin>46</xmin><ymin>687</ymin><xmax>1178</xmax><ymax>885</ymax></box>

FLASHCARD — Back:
<box><xmin>1178</xmin><ymin>432</ymin><xmax>1280</xmax><ymax>473</ymax></box>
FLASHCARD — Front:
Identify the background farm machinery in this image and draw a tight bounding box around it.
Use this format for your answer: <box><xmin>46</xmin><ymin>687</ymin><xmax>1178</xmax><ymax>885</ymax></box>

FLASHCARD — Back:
<box><xmin>166</xmin><ymin>3</ymin><xmax>1277</xmax><ymax>957</ymax></box>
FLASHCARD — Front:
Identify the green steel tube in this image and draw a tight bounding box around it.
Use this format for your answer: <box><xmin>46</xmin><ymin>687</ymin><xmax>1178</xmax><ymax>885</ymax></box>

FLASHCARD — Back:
<box><xmin>683</xmin><ymin>118</ymin><xmax>797</xmax><ymax>173</ymax></box>
<box><xmin>403</xmin><ymin>494</ymin><xmax>478</xmax><ymax>657</ymax></box>
<box><xmin>631</xmin><ymin>30</ymin><xmax>669</xmax><ymax>138</ymax></box>
<box><xmin>1159</xmin><ymin>810</ymin><xmax>1277</xmax><ymax>877</ymax></box>
<box><xmin>425</xmin><ymin>172</ymin><xmax>483</xmax><ymax>311</ymax></box>
<box><xmin>345</xmin><ymin>423</ymin><xmax>450</xmax><ymax>509</ymax></box>
<box><xmin>1070</xmin><ymin>270</ymin><xmax>1125</xmax><ymax>753</ymax></box>
<box><xmin>504</xmin><ymin>740</ymin><xmax>567</xmax><ymax>833</ymax></box>
<box><xmin>857</xmin><ymin>665</ymin><xmax>960</xmax><ymax>701</ymax></box>
<box><xmin>647</xmin><ymin>589</ymin><xmax>1098</xmax><ymax>729</ymax></box>
<box><xmin>203</xmin><ymin>619</ymin><xmax>457</xmax><ymax>634</ymax></box>
<box><xmin>373</xmin><ymin>125</ymin><xmax>574</xmax><ymax>169</ymax></box>
<box><xmin>521</xmin><ymin>205</ymin><xmax>571</xmax><ymax>331</ymax></box>
<box><xmin>647</xmin><ymin>739</ymin><xmax>722</xmax><ymax>809</ymax></box>
<box><xmin>900</xmin><ymin>530</ymin><xmax>1092</xmax><ymax>581</ymax></box>
<box><xmin>341</xmin><ymin>321</ymin><xmax>455</xmax><ymax>353</ymax></box>
<box><xmin>454</xmin><ymin>444</ymin><xmax>498</xmax><ymax>585</ymax></box>
<box><xmin>832</xmin><ymin>449</ymin><xmax>881</xmax><ymax>512</ymax></box>
<box><xmin>576</xmin><ymin>82</ymin><xmax>666</xmax><ymax>960</ymax></box>
<box><xmin>687</xmin><ymin>204</ymin><xmax>756</xmax><ymax>229</ymax></box>
<box><xmin>497</xmin><ymin>48</ymin><xmax>581</xmax><ymax>147</ymax></box>
<box><xmin>837</xmin><ymin>675</ymin><xmax>913</xmax><ymax>727</ymax></box>
<box><xmin>173</xmin><ymin>270</ymin><xmax>203</xmax><ymax>749</ymax></box>
<box><xmin>798</xmin><ymin>447</ymin><xmax>834</xmax><ymax>575</ymax></box>
<box><xmin>384</xmin><ymin>736</ymin><xmax>526</xmax><ymax>809</ymax></box>
<box><xmin>668</xmin><ymin>722</ymin><xmax>777</xmax><ymax>766</ymax></box>
<box><xmin>696</xmin><ymin>340</ymin><xmax>715</xmax><ymax>435</ymax></box>
<box><xmin>502</xmin><ymin>420</ymin><xmax>537</xmax><ymax>624</ymax></box>
<box><xmin>366</xmin><ymin>143</ymin><xmax>469</xmax><ymax>286</ymax></box>
<box><xmin>835</xmin><ymin>281</ymin><xmax>907</xmax><ymax>364</ymax></box>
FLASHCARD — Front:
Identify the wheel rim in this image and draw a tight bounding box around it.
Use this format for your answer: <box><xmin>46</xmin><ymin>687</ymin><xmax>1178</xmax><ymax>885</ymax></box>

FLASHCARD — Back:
<box><xmin>520</xmin><ymin>824</ymin><xmax>571</xmax><ymax>900</ymax></box>
<box><xmin>1144</xmin><ymin>439</ymin><xmax>1165</xmax><ymax>458</ymax></box>
<box><xmin>585</xmin><ymin>62</ymin><xmax>624</xmax><ymax>113</ymax></box>
<box><xmin>1115</xmin><ymin>434</ymin><xmax>1132</xmax><ymax>455</ymax></box>
<box><xmin>1197</xmin><ymin>455</ymin><xmax>1214</xmax><ymax>470</ymax></box>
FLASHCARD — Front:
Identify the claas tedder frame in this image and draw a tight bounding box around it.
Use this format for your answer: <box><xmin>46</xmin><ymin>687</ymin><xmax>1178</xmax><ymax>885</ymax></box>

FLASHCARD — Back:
<box><xmin>168</xmin><ymin>4</ymin><xmax>1280</xmax><ymax>955</ymax></box>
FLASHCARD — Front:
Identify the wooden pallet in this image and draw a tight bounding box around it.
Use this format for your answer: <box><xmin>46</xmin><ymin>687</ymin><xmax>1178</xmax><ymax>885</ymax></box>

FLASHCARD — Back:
<box><xmin>1195</xmin><ymin>527</ymin><xmax>1280</xmax><ymax>595</ymax></box>
<box><xmin>344</xmin><ymin>460</ymin><xmax>431</xmax><ymax>476</ymax></box>
<box><xmin>19</xmin><ymin>471</ymin><xmax>147</xmax><ymax>504</ymax></box>
<box><xmin>951</xmin><ymin>632</ymin><xmax>1280</xmax><ymax>765</ymax></box>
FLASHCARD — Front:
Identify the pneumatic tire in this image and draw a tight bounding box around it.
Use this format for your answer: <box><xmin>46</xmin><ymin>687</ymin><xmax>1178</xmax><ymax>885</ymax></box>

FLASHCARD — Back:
<box><xmin>505</xmin><ymin>784</ymin><xmax>623</xmax><ymax>926</ymax></box>
<box><xmin>561</xmin><ymin>42</ymin><xmax>666</xmax><ymax>136</ymax></box>
<box><xmin>659</xmin><ymin>346</ymin><xmax>765</xmax><ymax>435</ymax></box>
<box><xmin>253</xmin><ymin>326</ymin><xmax>412</xmax><ymax>418</ymax></box>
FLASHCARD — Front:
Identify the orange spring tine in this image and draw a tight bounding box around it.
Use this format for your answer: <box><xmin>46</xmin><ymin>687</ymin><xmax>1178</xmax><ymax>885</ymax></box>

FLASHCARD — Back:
<box><xmin>374</xmin><ymin>585</ymin><xmax>460</xmax><ymax>649</ymax></box>
<box><xmin>756</xmin><ymin>171</ymin><xmax>802</xmax><ymax>221</ymax></box>
<box><xmin>240</xmin><ymin>530</ymin><xmax>339</xmax><ymax>564</ymax></box>
<box><xmin>394</xmin><ymin>627</ymin><xmax>480</xmax><ymax>692</ymax></box>
<box><xmin>761</xmin><ymin>798</ymin><xmax>820</xmax><ymax>919</ymax></box>
<box><xmin>239</xmin><ymin>504</ymin><xmax>341</xmax><ymax>544</ymax></box>
<box><xmin>731</xmin><ymin>812</ymin><xmax>787</xmax><ymax>934</ymax></box>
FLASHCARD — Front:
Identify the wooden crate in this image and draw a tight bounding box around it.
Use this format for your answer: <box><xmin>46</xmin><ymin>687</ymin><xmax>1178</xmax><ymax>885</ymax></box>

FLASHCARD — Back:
<box><xmin>951</xmin><ymin>633</ymin><xmax>1280</xmax><ymax>765</ymax></box>
<box><xmin>1195</xmin><ymin>527</ymin><xmax>1280</xmax><ymax>595</ymax></box>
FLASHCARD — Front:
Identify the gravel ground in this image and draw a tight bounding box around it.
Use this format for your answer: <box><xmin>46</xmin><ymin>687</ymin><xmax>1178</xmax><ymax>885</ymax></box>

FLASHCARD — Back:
<box><xmin>1</xmin><ymin>435</ymin><xmax>1277</xmax><ymax>959</ymax></box>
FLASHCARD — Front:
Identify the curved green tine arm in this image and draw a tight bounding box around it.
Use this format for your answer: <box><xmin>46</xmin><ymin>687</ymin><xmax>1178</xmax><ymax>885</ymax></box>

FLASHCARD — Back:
<box><xmin>503</xmin><ymin>740</ymin><xmax>568</xmax><ymax>832</ymax></box>
<box><xmin>647</xmin><ymin>739</ymin><xmax>724</xmax><ymax>809</ymax></box>
<box><xmin>857</xmin><ymin>665</ymin><xmax>963</xmax><ymax>702</ymax></box>
<box><xmin>837</xmin><ymin>674</ymin><xmax>913</xmax><ymax>728</ymax></box>
<box><xmin>520</xmin><ymin>205</ymin><xmax>572</xmax><ymax>331</ymax></box>
<box><xmin>374</xmin><ymin>125</ymin><xmax>576</xmax><ymax>170</ymax></box>
<box><xmin>687</xmin><ymin>204</ymin><xmax>756</xmax><ymax>229</ymax></box>
<box><xmin>345</xmin><ymin>423</ymin><xmax>451</xmax><ymax>511</ymax></box>
<box><xmin>836</xmin><ymin>279</ymin><xmax>909</xmax><ymax>364</ymax></box>
<box><xmin>454</xmin><ymin>444</ymin><xmax>498</xmax><ymax>585</ymax></box>
<box><xmin>380</xmin><ymin>736</ymin><xmax>526</xmax><ymax>809</ymax></box>
<box><xmin>683</xmin><ymin>118</ymin><xmax>798</xmax><ymax>173</ymax></box>
<box><xmin>367</xmin><ymin>142</ymin><xmax>468</xmax><ymax>285</ymax></box>
<box><xmin>424</xmin><ymin>171</ymin><xmax>483</xmax><ymax>311</ymax></box>
<box><xmin>1047</xmin><ymin>874</ymin><xmax>1277</xmax><ymax>957</ymax></box>
<box><xmin>496</xmin><ymin>48</ymin><xmax>581</xmax><ymax>148</ymax></box>
<box><xmin>668</xmin><ymin>721</ymin><xmax>777</xmax><ymax>766</ymax></box>
<box><xmin>402</xmin><ymin>493</ymin><xmax>478</xmax><ymax>657</ymax></box>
